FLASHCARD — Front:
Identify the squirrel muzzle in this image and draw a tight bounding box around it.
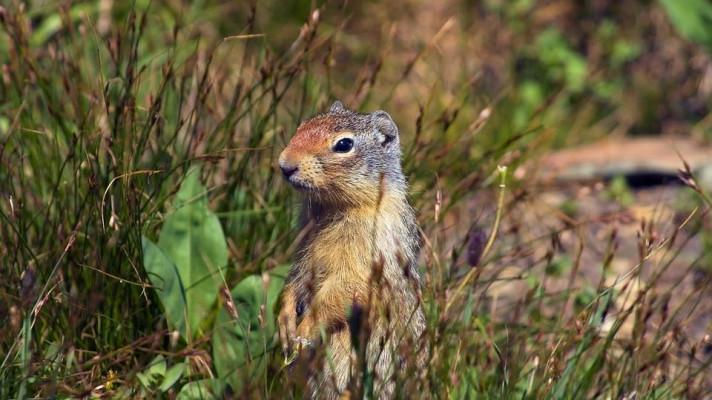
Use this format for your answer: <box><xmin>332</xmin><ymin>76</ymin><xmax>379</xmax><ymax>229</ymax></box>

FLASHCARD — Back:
<box><xmin>278</xmin><ymin>148</ymin><xmax>327</xmax><ymax>191</ymax></box>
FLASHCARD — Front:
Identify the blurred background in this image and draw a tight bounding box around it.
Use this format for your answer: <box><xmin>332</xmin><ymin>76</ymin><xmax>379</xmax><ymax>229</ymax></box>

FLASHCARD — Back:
<box><xmin>1</xmin><ymin>0</ymin><xmax>711</xmax><ymax>398</ymax></box>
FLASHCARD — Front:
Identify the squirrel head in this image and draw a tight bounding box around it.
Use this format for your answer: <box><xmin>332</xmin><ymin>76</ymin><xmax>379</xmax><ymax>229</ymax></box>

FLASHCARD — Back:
<box><xmin>279</xmin><ymin>101</ymin><xmax>405</xmax><ymax>207</ymax></box>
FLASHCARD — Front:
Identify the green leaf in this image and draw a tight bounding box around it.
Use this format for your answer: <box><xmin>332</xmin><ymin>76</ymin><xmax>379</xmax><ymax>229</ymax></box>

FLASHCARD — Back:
<box><xmin>30</xmin><ymin>3</ymin><xmax>97</xmax><ymax>47</ymax></box>
<box><xmin>660</xmin><ymin>0</ymin><xmax>712</xmax><ymax>52</ymax></box>
<box><xmin>212</xmin><ymin>265</ymin><xmax>289</xmax><ymax>393</ymax></box>
<box><xmin>157</xmin><ymin>167</ymin><xmax>228</xmax><ymax>338</ymax></box>
<box><xmin>136</xmin><ymin>372</ymin><xmax>152</xmax><ymax>391</ymax></box>
<box><xmin>148</xmin><ymin>355</ymin><xmax>167</xmax><ymax>377</ymax></box>
<box><xmin>176</xmin><ymin>378</ymin><xmax>225</xmax><ymax>400</ymax></box>
<box><xmin>544</xmin><ymin>255</ymin><xmax>571</xmax><ymax>277</ymax></box>
<box><xmin>605</xmin><ymin>175</ymin><xmax>634</xmax><ymax>207</ymax></box>
<box><xmin>142</xmin><ymin>237</ymin><xmax>188</xmax><ymax>335</ymax></box>
<box><xmin>158</xmin><ymin>362</ymin><xmax>186</xmax><ymax>392</ymax></box>
<box><xmin>136</xmin><ymin>355</ymin><xmax>167</xmax><ymax>389</ymax></box>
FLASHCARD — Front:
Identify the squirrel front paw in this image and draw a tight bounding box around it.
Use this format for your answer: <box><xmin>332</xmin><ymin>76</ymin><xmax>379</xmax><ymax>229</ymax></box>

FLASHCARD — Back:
<box><xmin>294</xmin><ymin>316</ymin><xmax>316</xmax><ymax>343</ymax></box>
<box><xmin>281</xmin><ymin>317</ymin><xmax>319</xmax><ymax>365</ymax></box>
<box><xmin>278</xmin><ymin>307</ymin><xmax>297</xmax><ymax>359</ymax></box>
<box><xmin>293</xmin><ymin>335</ymin><xmax>314</xmax><ymax>348</ymax></box>
<box><xmin>283</xmin><ymin>335</ymin><xmax>315</xmax><ymax>366</ymax></box>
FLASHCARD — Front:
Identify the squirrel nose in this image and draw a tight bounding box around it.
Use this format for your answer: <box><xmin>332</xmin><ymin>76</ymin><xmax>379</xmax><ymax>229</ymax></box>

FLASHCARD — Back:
<box><xmin>280</xmin><ymin>163</ymin><xmax>298</xmax><ymax>179</ymax></box>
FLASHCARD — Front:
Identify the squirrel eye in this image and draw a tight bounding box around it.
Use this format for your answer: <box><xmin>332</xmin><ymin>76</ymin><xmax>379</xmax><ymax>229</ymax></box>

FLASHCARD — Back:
<box><xmin>332</xmin><ymin>138</ymin><xmax>354</xmax><ymax>153</ymax></box>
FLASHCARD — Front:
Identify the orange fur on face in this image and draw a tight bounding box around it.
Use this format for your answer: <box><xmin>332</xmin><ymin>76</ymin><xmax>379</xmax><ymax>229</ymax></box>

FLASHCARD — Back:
<box><xmin>289</xmin><ymin>116</ymin><xmax>336</xmax><ymax>151</ymax></box>
<box><xmin>280</xmin><ymin>116</ymin><xmax>336</xmax><ymax>167</ymax></box>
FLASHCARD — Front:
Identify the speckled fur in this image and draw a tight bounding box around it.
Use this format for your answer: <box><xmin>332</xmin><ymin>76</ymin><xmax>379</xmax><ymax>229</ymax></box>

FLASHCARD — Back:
<box><xmin>278</xmin><ymin>102</ymin><xmax>426</xmax><ymax>399</ymax></box>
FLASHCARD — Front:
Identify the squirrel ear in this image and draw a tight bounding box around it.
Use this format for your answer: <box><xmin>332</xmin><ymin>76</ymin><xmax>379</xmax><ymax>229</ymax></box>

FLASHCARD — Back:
<box><xmin>372</xmin><ymin>110</ymin><xmax>398</xmax><ymax>146</ymax></box>
<box><xmin>329</xmin><ymin>101</ymin><xmax>346</xmax><ymax>113</ymax></box>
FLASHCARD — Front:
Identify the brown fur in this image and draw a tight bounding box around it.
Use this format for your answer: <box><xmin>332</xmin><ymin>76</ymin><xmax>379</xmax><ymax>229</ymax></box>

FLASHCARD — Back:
<box><xmin>278</xmin><ymin>102</ymin><xmax>426</xmax><ymax>399</ymax></box>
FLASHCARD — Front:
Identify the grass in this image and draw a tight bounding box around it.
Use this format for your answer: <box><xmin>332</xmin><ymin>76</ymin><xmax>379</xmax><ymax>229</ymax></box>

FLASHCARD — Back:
<box><xmin>1</xmin><ymin>0</ymin><xmax>711</xmax><ymax>398</ymax></box>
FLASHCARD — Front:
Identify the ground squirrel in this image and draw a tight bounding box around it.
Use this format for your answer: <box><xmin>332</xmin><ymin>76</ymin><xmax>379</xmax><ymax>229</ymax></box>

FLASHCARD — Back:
<box><xmin>277</xmin><ymin>101</ymin><xmax>426</xmax><ymax>399</ymax></box>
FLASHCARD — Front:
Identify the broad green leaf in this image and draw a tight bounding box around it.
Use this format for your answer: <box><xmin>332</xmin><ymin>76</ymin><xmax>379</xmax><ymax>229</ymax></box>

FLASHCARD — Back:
<box><xmin>142</xmin><ymin>237</ymin><xmax>188</xmax><ymax>335</ymax></box>
<box><xmin>176</xmin><ymin>378</ymin><xmax>225</xmax><ymax>400</ymax></box>
<box><xmin>158</xmin><ymin>362</ymin><xmax>186</xmax><ymax>392</ymax></box>
<box><xmin>213</xmin><ymin>265</ymin><xmax>289</xmax><ymax>393</ymax></box>
<box><xmin>147</xmin><ymin>355</ymin><xmax>167</xmax><ymax>377</ymax></box>
<box><xmin>136</xmin><ymin>372</ymin><xmax>152</xmax><ymax>391</ymax></box>
<box><xmin>136</xmin><ymin>355</ymin><xmax>167</xmax><ymax>389</ymax></box>
<box><xmin>157</xmin><ymin>167</ymin><xmax>228</xmax><ymax>338</ymax></box>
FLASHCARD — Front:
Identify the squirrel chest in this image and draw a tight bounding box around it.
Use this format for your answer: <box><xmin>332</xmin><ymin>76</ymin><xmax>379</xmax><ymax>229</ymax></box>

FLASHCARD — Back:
<box><xmin>293</xmin><ymin>200</ymin><xmax>410</xmax><ymax>318</ymax></box>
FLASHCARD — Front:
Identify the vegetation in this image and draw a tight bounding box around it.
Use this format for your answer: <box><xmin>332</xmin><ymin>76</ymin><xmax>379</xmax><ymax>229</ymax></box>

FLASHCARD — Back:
<box><xmin>1</xmin><ymin>0</ymin><xmax>711</xmax><ymax>398</ymax></box>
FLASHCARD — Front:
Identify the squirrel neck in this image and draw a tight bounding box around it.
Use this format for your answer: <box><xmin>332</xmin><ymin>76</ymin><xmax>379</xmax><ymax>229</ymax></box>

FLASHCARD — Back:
<box><xmin>302</xmin><ymin>177</ymin><xmax>408</xmax><ymax>223</ymax></box>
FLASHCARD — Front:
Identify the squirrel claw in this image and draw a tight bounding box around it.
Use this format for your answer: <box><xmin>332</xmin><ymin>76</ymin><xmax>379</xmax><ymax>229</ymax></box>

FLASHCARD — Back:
<box><xmin>293</xmin><ymin>336</ymin><xmax>314</xmax><ymax>348</ymax></box>
<box><xmin>283</xmin><ymin>350</ymin><xmax>299</xmax><ymax>366</ymax></box>
<box><xmin>283</xmin><ymin>336</ymin><xmax>313</xmax><ymax>365</ymax></box>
